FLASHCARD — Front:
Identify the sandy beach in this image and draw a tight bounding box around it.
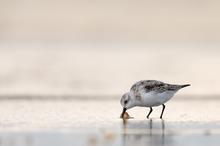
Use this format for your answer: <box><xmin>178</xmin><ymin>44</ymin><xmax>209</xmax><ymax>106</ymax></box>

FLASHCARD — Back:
<box><xmin>0</xmin><ymin>96</ymin><xmax>219</xmax><ymax>146</ymax></box>
<box><xmin>1</xmin><ymin>0</ymin><xmax>220</xmax><ymax>145</ymax></box>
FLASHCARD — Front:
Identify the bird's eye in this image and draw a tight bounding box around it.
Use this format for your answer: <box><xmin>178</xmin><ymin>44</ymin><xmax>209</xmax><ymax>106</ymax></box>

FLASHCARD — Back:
<box><xmin>124</xmin><ymin>100</ymin><xmax>128</xmax><ymax>104</ymax></box>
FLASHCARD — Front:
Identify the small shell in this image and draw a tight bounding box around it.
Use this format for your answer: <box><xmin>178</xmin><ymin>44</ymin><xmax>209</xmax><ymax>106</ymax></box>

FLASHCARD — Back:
<box><xmin>121</xmin><ymin>112</ymin><xmax>131</xmax><ymax>119</ymax></box>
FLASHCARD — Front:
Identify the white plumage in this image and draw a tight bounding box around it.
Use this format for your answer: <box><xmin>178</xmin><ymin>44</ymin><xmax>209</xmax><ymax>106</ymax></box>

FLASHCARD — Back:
<box><xmin>120</xmin><ymin>80</ymin><xmax>190</xmax><ymax>119</ymax></box>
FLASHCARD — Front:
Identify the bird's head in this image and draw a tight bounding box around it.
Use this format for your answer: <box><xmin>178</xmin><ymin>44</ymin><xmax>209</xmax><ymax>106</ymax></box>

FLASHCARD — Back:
<box><xmin>120</xmin><ymin>92</ymin><xmax>134</xmax><ymax>118</ymax></box>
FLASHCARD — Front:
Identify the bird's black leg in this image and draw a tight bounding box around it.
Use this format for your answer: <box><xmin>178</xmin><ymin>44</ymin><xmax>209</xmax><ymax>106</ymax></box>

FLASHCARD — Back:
<box><xmin>147</xmin><ymin>107</ymin><xmax>153</xmax><ymax>118</ymax></box>
<box><xmin>160</xmin><ymin>104</ymin><xmax>166</xmax><ymax>119</ymax></box>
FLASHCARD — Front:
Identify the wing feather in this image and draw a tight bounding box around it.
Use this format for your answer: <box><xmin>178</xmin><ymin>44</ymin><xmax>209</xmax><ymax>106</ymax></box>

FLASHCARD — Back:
<box><xmin>130</xmin><ymin>80</ymin><xmax>182</xmax><ymax>97</ymax></box>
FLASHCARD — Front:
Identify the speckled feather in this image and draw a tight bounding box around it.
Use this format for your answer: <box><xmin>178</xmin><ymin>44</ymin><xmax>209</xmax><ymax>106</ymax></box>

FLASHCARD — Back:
<box><xmin>130</xmin><ymin>80</ymin><xmax>188</xmax><ymax>95</ymax></box>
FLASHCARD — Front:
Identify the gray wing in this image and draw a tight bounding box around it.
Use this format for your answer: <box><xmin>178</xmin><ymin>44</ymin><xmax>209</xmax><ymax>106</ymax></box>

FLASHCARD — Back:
<box><xmin>130</xmin><ymin>80</ymin><xmax>182</xmax><ymax>95</ymax></box>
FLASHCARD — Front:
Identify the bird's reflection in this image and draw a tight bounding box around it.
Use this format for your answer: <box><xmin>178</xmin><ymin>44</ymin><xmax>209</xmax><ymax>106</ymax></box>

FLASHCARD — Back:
<box><xmin>122</xmin><ymin>118</ymin><xmax>166</xmax><ymax>146</ymax></box>
<box><xmin>162</xmin><ymin>119</ymin><xmax>165</xmax><ymax>146</ymax></box>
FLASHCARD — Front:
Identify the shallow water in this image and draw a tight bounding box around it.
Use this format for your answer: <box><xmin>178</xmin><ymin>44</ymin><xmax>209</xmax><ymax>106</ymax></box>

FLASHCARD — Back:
<box><xmin>0</xmin><ymin>97</ymin><xmax>219</xmax><ymax>146</ymax></box>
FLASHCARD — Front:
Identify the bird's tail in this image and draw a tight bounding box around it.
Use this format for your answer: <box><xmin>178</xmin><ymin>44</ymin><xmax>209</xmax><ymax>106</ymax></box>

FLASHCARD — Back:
<box><xmin>180</xmin><ymin>84</ymin><xmax>191</xmax><ymax>88</ymax></box>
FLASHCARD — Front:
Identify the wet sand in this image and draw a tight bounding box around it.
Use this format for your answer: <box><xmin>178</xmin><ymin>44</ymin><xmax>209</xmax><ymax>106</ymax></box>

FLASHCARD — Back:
<box><xmin>0</xmin><ymin>97</ymin><xmax>219</xmax><ymax>146</ymax></box>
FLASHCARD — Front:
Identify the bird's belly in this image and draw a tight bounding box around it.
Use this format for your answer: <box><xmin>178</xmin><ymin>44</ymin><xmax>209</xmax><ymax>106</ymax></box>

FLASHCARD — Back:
<box><xmin>140</xmin><ymin>91</ymin><xmax>175</xmax><ymax>107</ymax></box>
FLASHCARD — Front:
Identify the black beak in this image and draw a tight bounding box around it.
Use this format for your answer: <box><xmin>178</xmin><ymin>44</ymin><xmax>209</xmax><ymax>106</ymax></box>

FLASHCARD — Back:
<box><xmin>120</xmin><ymin>108</ymin><xmax>127</xmax><ymax>118</ymax></box>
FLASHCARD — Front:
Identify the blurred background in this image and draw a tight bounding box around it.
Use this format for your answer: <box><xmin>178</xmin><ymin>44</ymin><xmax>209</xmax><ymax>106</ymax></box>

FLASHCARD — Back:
<box><xmin>0</xmin><ymin>0</ymin><xmax>220</xmax><ymax>97</ymax></box>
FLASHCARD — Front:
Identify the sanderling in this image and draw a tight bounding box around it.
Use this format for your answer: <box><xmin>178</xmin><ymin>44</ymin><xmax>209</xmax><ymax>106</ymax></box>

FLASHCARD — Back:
<box><xmin>120</xmin><ymin>80</ymin><xmax>190</xmax><ymax>119</ymax></box>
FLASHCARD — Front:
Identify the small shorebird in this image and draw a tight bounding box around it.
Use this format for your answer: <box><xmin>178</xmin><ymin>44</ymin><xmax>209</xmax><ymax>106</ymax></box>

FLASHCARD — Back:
<box><xmin>120</xmin><ymin>80</ymin><xmax>190</xmax><ymax>119</ymax></box>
